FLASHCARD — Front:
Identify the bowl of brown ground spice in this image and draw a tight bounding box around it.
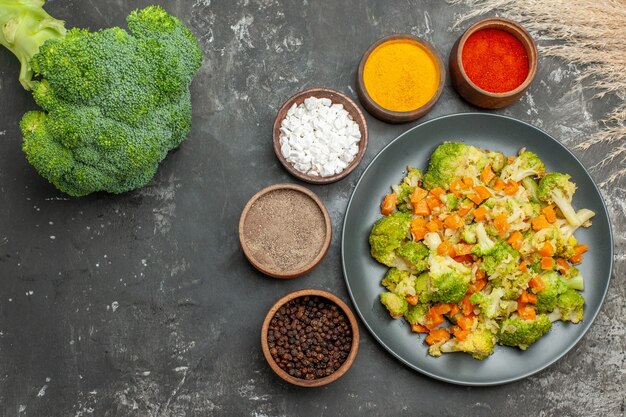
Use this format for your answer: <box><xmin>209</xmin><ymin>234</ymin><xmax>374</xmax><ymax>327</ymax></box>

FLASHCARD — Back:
<box><xmin>239</xmin><ymin>183</ymin><xmax>332</xmax><ymax>279</ymax></box>
<box><xmin>261</xmin><ymin>289</ymin><xmax>360</xmax><ymax>387</ymax></box>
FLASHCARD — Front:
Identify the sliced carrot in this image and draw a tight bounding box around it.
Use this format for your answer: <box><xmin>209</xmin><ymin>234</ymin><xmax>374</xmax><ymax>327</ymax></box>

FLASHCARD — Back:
<box><xmin>431</xmin><ymin>303</ymin><xmax>453</xmax><ymax>315</ymax></box>
<box><xmin>454</xmin><ymin>329</ymin><xmax>471</xmax><ymax>341</ymax></box>
<box><xmin>425</xmin><ymin>195</ymin><xmax>442</xmax><ymax>210</ymax></box>
<box><xmin>556</xmin><ymin>258</ymin><xmax>571</xmax><ymax>273</ymax></box>
<box><xmin>468</xmin><ymin>278</ymin><xmax>487</xmax><ymax>294</ymax></box>
<box><xmin>380</xmin><ymin>193</ymin><xmax>398</xmax><ymax>215</ymax></box>
<box><xmin>462</xmin><ymin>177</ymin><xmax>474</xmax><ymax>187</ymax></box>
<box><xmin>540</xmin><ymin>256</ymin><xmax>554</xmax><ymax>270</ymax></box>
<box><xmin>424</xmin><ymin>314</ymin><xmax>445</xmax><ymax>330</ymax></box>
<box><xmin>434</xmin><ymin>218</ymin><xmax>445</xmax><ymax>229</ymax></box>
<box><xmin>449</xmin><ymin>179</ymin><xmax>465</xmax><ymax>197</ymax></box>
<box><xmin>457</xmin><ymin>315</ymin><xmax>475</xmax><ymax>331</ymax></box>
<box><xmin>411</xmin><ymin>324</ymin><xmax>429</xmax><ymax>333</ymax></box>
<box><xmin>429</xmin><ymin>187</ymin><xmax>446</xmax><ymax>198</ymax></box>
<box><xmin>529</xmin><ymin>275</ymin><xmax>546</xmax><ymax>292</ymax></box>
<box><xmin>454</xmin><ymin>254</ymin><xmax>474</xmax><ymax>264</ymax></box>
<box><xmin>539</xmin><ymin>242</ymin><xmax>555</xmax><ymax>257</ymax></box>
<box><xmin>473</xmin><ymin>206</ymin><xmax>488</xmax><ymax>221</ymax></box>
<box><xmin>531</xmin><ymin>215</ymin><xmax>550</xmax><ymax>231</ymax></box>
<box><xmin>467</xmin><ymin>192</ymin><xmax>483</xmax><ymax>205</ymax></box>
<box><xmin>425</xmin><ymin>329</ymin><xmax>451</xmax><ymax>345</ymax></box>
<box><xmin>411</xmin><ymin>226</ymin><xmax>428</xmax><ymax>241</ymax></box>
<box><xmin>448</xmin><ymin>304</ymin><xmax>460</xmax><ymax>317</ymax></box>
<box><xmin>425</xmin><ymin>220</ymin><xmax>440</xmax><ymax>232</ymax></box>
<box><xmin>504</xmin><ymin>180</ymin><xmax>520</xmax><ymax>196</ymax></box>
<box><xmin>493</xmin><ymin>213</ymin><xmax>510</xmax><ymax>236</ymax></box>
<box><xmin>481</xmin><ymin>165</ymin><xmax>496</xmax><ymax>185</ymax></box>
<box><xmin>457</xmin><ymin>201</ymin><xmax>475</xmax><ymax>216</ymax></box>
<box><xmin>517</xmin><ymin>303</ymin><xmax>536</xmax><ymax>321</ymax></box>
<box><xmin>437</xmin><ymin>241</ymin><xmax>456</xmax><ymax>257</ymax></box>
<box><xmin>493</xmin><ymin>178</ymin><xmax>506</xmax><ymax>191</ymax></box>
<box><xmin>518</xmin><ymin>261</ymin><xmax>528</xmax><ymax>273</ymax></box>
<box><xmin>413</xmin><ymin>199</ymin><xmax>431</xmax><ymax>216</ymax></box>
<box><xmin>569</xmin><ymin>253</ymin><xmax>583</xmax><ymax>264</ymax></box>
<box><xmin>574</xmin><ymin>244</ymin><xmax>589</xmax><ymax>254</ymax></box>
<box><xmin>411</xmin><ymin>217</ymin><xmax>427</xmax><ymax>228</ymax></box>
<box><xmin>474</xmin><ymin>186</ymin><xmax>491</xmax><ymax>200</ymax></box>
<box><xmin>461</xmin><ymin>295</ymin><xmax>474</xmax><ymax>316</ymax></box>
<box><xmin>542</xmin><ymin>205</ymin><xmax>557</xmax><ymax>223</ymax></box>
<box><xmin>475</xmin><ymin>268</ymin><xmax>486</xmax><ymax>280</ymax></box>
<box><xmin>454</xmin><ymin>243</ymin><xmax>474</xmax><ymax>256</ymax></box>
<box><xmin>405</xmin><ymin>294</ymin><xmax>419</xmax><ymax>306</ymax></box>
<box><xmin>444</xmin><ymin>213</ymin><xmax>464</xmax><ymax>229</ymax></box>
<box><xmin>410</xmin><ymin>186</ymin><xmax>428</xmax><ymax>204</ymax></box>
<box><xmin>507</xmin><ymin>230</ymin><xmax>524</xmax><ymax>249</ymax></box>
<box><xmin>518</xmin><ymin>290</ymin><xmax>537</xmax><ymax>305</ymax></box>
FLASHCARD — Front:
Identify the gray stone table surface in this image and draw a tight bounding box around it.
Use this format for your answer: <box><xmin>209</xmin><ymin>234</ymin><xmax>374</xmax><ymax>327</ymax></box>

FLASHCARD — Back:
<box><xmin>0</xmin><ymin>0</ymin><xmax>624</xmax><ymax>416</ymax></box>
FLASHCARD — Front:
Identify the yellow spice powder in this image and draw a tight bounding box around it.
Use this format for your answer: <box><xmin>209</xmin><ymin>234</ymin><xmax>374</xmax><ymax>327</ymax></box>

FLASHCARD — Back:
<box><xmin>363</xmin><ymin>39</ymin><xmax>439</xmax><ymax>112</ymax></box>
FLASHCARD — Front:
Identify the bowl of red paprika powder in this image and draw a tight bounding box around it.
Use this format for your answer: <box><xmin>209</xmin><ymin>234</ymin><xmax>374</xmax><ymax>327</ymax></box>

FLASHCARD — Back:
<box><xmin>449</xmin><ymin>17</ymin><xmax>538</xmax><ymax>109</ymax></box>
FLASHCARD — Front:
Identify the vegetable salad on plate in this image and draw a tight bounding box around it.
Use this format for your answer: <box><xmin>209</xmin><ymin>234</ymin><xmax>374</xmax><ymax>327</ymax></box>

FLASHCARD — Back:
<box><xmin>370</xmin><ymin>142</ymin><xmax>595</xmax><ymax>360</ymax></box>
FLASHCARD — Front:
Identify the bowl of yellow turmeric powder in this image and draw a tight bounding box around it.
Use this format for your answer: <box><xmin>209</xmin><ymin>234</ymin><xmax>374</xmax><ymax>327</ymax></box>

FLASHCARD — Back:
<box><xmin>357</xmin><ymin>34</ymin><xmax>445</xmax><ymax>123</ymax></box>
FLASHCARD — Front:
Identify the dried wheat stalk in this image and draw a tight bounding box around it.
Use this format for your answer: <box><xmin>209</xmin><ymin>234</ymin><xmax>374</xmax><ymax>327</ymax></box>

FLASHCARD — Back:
<box><xmin>449</xmin><ymin>0</ymin><xmax>626</xmax><ymax>186</ymax></box>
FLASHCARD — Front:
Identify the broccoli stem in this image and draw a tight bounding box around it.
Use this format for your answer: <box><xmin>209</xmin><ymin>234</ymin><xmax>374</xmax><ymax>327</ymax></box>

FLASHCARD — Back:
<box><xmin>522</xmin><ymin>177</ymin><xmax>539</xmax><ymax>202</ymax></box>
<box><xmin>0</xmin><ymin>0</ymin><xmax>65</xmax><ymax>89</ymax></box>
<box><xmin>551</xmin><ymin>191</ymin><xmax>582</xmax><ymax>227</ymax></box>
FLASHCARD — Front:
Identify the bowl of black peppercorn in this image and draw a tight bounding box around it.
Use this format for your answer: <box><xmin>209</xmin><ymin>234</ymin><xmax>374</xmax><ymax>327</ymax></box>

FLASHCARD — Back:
<box><xmin>261</xmin><ymin>289</ymin><xmax>360</xmax><ymax>387</ymax></box>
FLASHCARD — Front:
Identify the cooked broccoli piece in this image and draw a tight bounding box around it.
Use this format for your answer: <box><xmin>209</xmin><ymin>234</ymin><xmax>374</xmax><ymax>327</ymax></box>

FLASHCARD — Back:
<box><xmin>440</xmin><ymin>325</ymin><xmax>496</xmax><ymax>360</ymax></box>
<box><xmin>440</xmin><ymin>193</ymin><xmax>458</xmax><ymax>210</ymax></box>
<box><xmin>423</xmin><ymin>142</ymin><xmax>488</xmax><ymax>190</ymax></box>
<box><xmin>423</xmin><ymin>232</ymin><xmax>442</xmax><ymax>252</ymax></box>
<box><xmin>380</xmin><ymin>292</ymin><xmax>408</xmax><ymax>318</ymax></box>
<box><xmin>471</xmin><ymin>222</ymin><xmax>496</xmax><ymax>256</ymax></box>
<box><xmin>522</xmin><ymin>177</ymin><xmax>540</xmax><ymax>202</ymax></box>
<box><xmin>498</xmin><ymin>314</ymin><xmax>552</xmax><ymax>350</ymax></box>
<box><xmin>531</xmin><ymin>226</ymin><xmax>559</xmax><ymax>253</ymax></box>
<box><xmin>523</xmin><ymin>201</ymin><xmax>542</xmax><ymax>218</ymax></box>
<box><xmin>560</xmin><ymin>265</ymin><xmax>584</xmax><ymax>291</ymax></box>
<box><xmin>555</xmin><ymin>289</ymin><xmax>584</xmax><ymax>323</ymax></box>
<box><xmin>500</xmin><ymin>151</ymin><xmax>546</xmax><ymax>182</ymax></box>
<box><xmin>470</xmin><ymin>288</ymin><xmax>517</xmax><ymax>319</ymax></box>
<box><xmin>393</xmin><ymin>167</ymin><xmax>423</xmax><ymax>212</ymax></box>
<box><xmin>413</xmin><ymin>272</ymin><xmax>432</xmax><ymax>303</ymax></box>
<box><xmin>491</xmin><ymin>271</ymin><xmax>532</xmax><ymax>300</ymax></box>
<box><xmin>428</xmin><ymin>254</ymin><xmax>471</xmax><ymax>303</ymax></box>
<box><xmin>535</xmin><ymin>271</ymin><xmax>567</xmax><ymax>313</ymax></box>
<box><xmin>487</xmin><ymin>151</ymin><xmax>507</xmax><ymax>173</ymax></box>
<box><xmin>393</xmin><ymin>274</ymin><xmax>417</xmax><ymax>298</ymax></box>
<box><xmin>380</xmin><ymin>268</ymin><xmax>410</xmax><ymax>292</ymax></box>
<box><xmin>404</xmin><ymin>303</ymin><xmax>429</xmax><ymax>325</ymax></box>
<box><xmin>537</xmin><ymin>173</ymin><xmax>581</xmax><ymax>227</ymax></box>
<box><xmin>480</xmin><ymin>242</ymin><xmax>519</xmax><ymax>277</ymax></box>
<box><xmin>555</xmin><ymin>233</ymin><xmax>578</xmax><ymax>259</ymax></box>
<box><xmin>369</xmin><ymin>212</ymin><xmax>411</xmax><ymax>266</ymax></box>
<box><xmin>461</xmin><ymin>224</ymin><xmax>477</xmax><ymax>244</ymax></box>
<box><xmin>518</xmin><ymin>230</ymin><xmax>536</xmax><ymax>256</ymax></box>
<box><xmin>2</xmin><ymin>3</ymin><xmax>203</xmax><ymax>196</ymax></box>
<box><xmin>559</xmin><ymin>208</ymin><xmax>596</xmax><ymax>239</ymax></box>
<box><xmin>396</xmin><ymin>241</ymin><xmax>429</xmax><ymax>273</ymax></box>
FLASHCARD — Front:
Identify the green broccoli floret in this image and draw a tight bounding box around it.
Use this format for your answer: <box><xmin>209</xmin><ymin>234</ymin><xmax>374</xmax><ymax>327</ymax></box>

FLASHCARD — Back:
<box><xmin>535</xmin><ymin>271</ymin><xmax>567</xmax><ymax>313</ymax></box>
<box><xmin>472</xmin><ymin>222</ymin><xmax>496</xmax><ymax>256</ymax></box>
<box><xmin>491</xmin><ymin>271</ymin><xmax>532</xmax><ymax>300</ymax></box>
<box><xmin>380</xmin><ymin>268</ymin><xmax>410</xmax><ymax>292</ymax></box>
<box><xmin>487</xmin><ymin>151</ymin><xmax>506</xmax><ymax>173</ymax></box>
<box><xmin>393</xmin><ymin>167</ymin><xmax>422</xmax><ymax>212</ymax></box>
<box><xmin>461</xmin><ymin>224</ymin><xmax>477</xmax><ymax>244</ymax></box>
<box><xmin>522</xmin><ymin>177</ymin><xmax>540</xmax><ymax>202</ymax></box>
<box><xmin>428</xmin><ymin>255</ymin><xmax>471</xmax><ymax>303</ymax></box>
<box><xmin>440</xmin><ymin>193</ymin><xmax>458</xmax><ymax>211</ymax></box>
<box><xmin>531</xmin><ymin>226</ymin><xmax>559</xmax><ymax>253</ymax></box>
<box><xmin>555</xmin><ymin>233</ymin><xmax>578</xmax><ymax>259</ymax></box>
<box><xmin>480</xmin><ymin>242</ymin><xmax>519</xmax><ymax>277</ymax></box>
<box><xmin>404</xmin><ymin>303</ymin><xmax>429</xmax><ymax>325</ymax></box>
<box><xmin>440</xmin><ymin>325</ymin><xmax>496</xmax><ymax>360</ymax></box>
<box><xmin>470</xmin><ymin>288</ymin><xmax>516</xmax><ymax>319</ymax></box>
<box><xmin>413</xmin><ymin>272</ymin><xmax>432</xmax><ymax>303</ymax></box>
<box><xmin>396</xmin><ymin>241</ymin><xmax>429</xmax><ymax>273</ymax></box>
<box><xmin>369</xmin><ymin>212</ymin><xmax>411</xmax><ymax>267</ymax></box>
<box><xmin>537</xmin><ymin>173</ymin><xmax>581</xmax><ymax>227</ymax></box>
<box><xmin>523</xmin><ymin>201</ymin><xmax>542</xmax><ymax>218</ymax></box>
<box><xmin>380</xmin><ymin>292</ymin><xmax>408</xmax><ymax>318</ymax></box>
<box><xmin>497</xmin><ymin>314</ymin><xmax>552</xmax><ymax>350</ymax></box>
<box><xmin>500</xmin><ymin>151</ymin><xmax>546</xmax><ymax>182</ymax></box>
<box><xmin>560</xmin><ymin>265</ymin><xmax>584</xmax><ymax>291</ymax></box>
<box><xmin>2</xmin><ymin>3</ymin><xmax>203</xmax><ymax>196</ymax></box>
<box><xmin>423</xmin><ymin>142</ymin><xmax>488</xmax><ymax>190</ymax></box>
<box><xmin>555</xmin><ymin>289</ymin><xmax>584</xmax><ymax>323</ymax></box>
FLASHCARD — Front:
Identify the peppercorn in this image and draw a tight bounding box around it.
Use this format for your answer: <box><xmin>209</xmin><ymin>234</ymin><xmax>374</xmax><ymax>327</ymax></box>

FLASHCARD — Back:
<box><xmin>267</xmin><ymin>296</ymin><xmax>352</xmax><ymax>380</ymax></box>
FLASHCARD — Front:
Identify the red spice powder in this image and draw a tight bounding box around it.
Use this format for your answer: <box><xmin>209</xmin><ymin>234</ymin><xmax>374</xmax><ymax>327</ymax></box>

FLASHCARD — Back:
<box><xmin>462</xmin><ymin>28</ymin><xmax>529</xmax><ymax>93</ymax></box>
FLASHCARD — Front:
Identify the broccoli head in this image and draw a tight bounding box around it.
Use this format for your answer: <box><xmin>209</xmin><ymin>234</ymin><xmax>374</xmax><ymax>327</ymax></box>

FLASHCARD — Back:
<box><xmin>392</xmin><ymin>167</ymin><xmax>422</xmax><ymax>212</ymax></box>
<box><xmin>380</xmin><ymin>292</ymin><xmax>408</xmax><ymax>318</ymax></box>
<box><xmin>487</xmin><ymin>151</ymin><xmax>507</xmax><ymax>173</ymax></box>
<box><xmin>470</xmin><ymin>288</ymin><xmax>517</xmax><ymax>319</ymax></box>
<box><xmin>498</xmin><ymin>314</ymin><xmax>552</xmax><ymax>350</ymax></box>
<box><xmin>491</xmin><ymin>270</ymin><xmax>532</xmax><ymax>300</ymax></box>
<box><xmin>396</xmin><ymin>241</ymin><xmax>429</xmax><ymax>273</ymax></box>
<box><xmin>3</xmin><ymin>4</ymin><xmax>203</xmax><ymax>196</ymax></box>
<box><xmin>500</xmin><ymin>150</ymin><xmax>546</xmax><ymax>182</ymax></box>
<box><xmin>480</xmin><ymin>242</ymin><xmax>520</xmax><ymax>277</ymax></box>
<box><xmin>413</xmin><ymin>272</ymin><xmax>432</xmax><ymax>304</ymax></box>
<box><xmin>440</xmin><ymin>326</ymin><xmax>496</xmax><ymax>360</ymax></box>
<box><xmin>423</xmin><ymin>142</ymin><xmax>488</xmax><ymax>190</ymax></box>
<box><xmin>461</xmin><ymin>224</ymin><xmax>477</xmax><ymax>244</ymax></box>
<box><xmin>404</xmin><ymin>303</ymin><xmax>429</xmax><ymax>325</ymax></box>
<box><xmin>440</xmin><ymin>193</ymin><xmax>458</xmax><ymax>211</ymax></box>
<box><xmin>560</xmin><ymin>265</ymin><xmax>584</xmax><ymax>291</ymax></box>
<box><xmin>369</xmin><ymin>212</ymin><xmax>411</xmax><ymax>266</ymax></box>
<box><xmin>380</xmin><ymin>268</ymin><xmax>410</xmax><ymax>293</ymax></box>
<box><xmin>535</xmin><ymin>271</ymin><xmax>567</xmax><ymax>313</ymax></box>
<box><xmin>428</xmin><ymin>255</ymin><xmax>471</xmax><ymax>303</ymax></box>
<box><xmin>556</xmin><ymin>289</ymin><xmax>584</xmax><ymax>323</ymax></box>
<box><xmin>537</xmin><ymin>173</ymin><xmax>581</xmax><ymax>226</ymax></box>
<box><xmin>471</xmin><ymin>222</ymin><xmax>496</xmax><ymax>256</ymax></box>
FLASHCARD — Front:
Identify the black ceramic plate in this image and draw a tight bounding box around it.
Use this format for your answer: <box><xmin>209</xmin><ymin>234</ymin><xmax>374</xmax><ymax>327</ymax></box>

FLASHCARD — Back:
<box><xmin>342</xmin><ymin>113</ymin><xmax>613</xmax><ymax>386</ymax></box>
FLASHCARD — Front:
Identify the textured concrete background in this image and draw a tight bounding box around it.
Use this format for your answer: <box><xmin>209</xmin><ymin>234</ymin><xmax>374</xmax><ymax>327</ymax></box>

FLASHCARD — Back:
<box><xmin>0</xmin><ymin>0</ymin><xmax>624</xmax><ymax>416</ymax></box>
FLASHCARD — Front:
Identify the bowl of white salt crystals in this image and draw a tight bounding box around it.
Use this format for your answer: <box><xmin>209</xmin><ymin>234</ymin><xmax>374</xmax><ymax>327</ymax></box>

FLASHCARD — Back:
<box><xmin>273</xmin><ymin>87</ymin><xmax>368</xmax><ymax>184</ymax></box>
